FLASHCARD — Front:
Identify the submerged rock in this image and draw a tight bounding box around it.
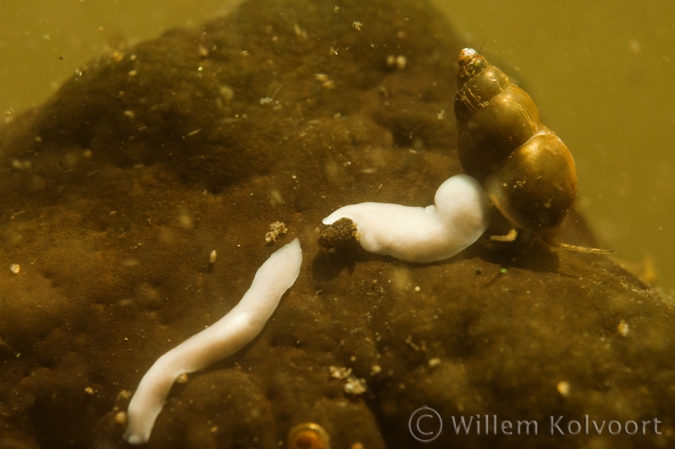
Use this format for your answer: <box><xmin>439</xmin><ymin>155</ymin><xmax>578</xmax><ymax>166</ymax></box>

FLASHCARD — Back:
<box><xmin>0</xmin><ymin>0</ymin><xmax>673</xmax><ymax>448</ymax></box>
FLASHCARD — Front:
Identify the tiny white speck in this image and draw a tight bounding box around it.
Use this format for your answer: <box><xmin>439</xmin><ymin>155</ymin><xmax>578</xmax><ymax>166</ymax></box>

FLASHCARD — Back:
<box><xmin>428</xmin><ymin>358</ymin><xmax>441</xmax><ymax>367</ymax></box>
<box><xmin>557</xmin><ymin>381</ymin><xmax>570</xmax><ymax>397</ymax></box>
<box><xmin>115</xmin><ymin>411</ymin><xmax>127</xmax><ymax>425</ymax></box>
<box><xmin>618</xmin><ymin>319</ymin><xmax>629</xmax><ymax>337</ymax></box>
<box><xmin>176</xmin><ymin>373</ymin><xmax>189</xmax><ymax>384</ymax></box>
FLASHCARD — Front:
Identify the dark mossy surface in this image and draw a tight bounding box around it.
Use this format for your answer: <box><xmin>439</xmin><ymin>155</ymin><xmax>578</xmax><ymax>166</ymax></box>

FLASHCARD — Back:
<box><xmin>0</xmin><ymin>0</ymin><xmax>674</xmax><ymax>448</ymax></box>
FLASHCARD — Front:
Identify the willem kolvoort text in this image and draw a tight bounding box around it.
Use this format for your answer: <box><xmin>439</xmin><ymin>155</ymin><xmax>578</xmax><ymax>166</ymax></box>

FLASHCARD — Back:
<box><xmin>448</xmin><ymin>415</ymin><xmax>662</xmax><ymax>436</ymax></box>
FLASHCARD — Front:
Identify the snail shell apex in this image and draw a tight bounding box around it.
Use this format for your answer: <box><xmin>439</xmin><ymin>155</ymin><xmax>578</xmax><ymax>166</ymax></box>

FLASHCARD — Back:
<box><xmin>455</xmin><ymin>50</ymin><xmax>541</xmax><ymax>182</ymax></box>
<box><xmin>456</xmin><ymin>48</ymin><xmax>488</xmax><ymax>87</ymax></box>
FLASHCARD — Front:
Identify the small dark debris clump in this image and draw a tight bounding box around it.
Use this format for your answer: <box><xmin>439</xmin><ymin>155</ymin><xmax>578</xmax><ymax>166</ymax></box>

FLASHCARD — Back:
<box><xmin>318</xmin><ymin>217</ymin><xmax>360</xmax><ymax>253</ymax></box>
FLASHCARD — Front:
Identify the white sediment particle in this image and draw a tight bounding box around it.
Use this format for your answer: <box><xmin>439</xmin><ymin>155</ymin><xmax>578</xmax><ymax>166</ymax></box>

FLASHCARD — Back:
<box><xmin>618</xmin><ymin>319</ymin><xmax>629</xmax><ymax>337</ymax></box>
<box><xmin>115</xmin><ymin>411</ymin><xmax>127</xmax><ymax>425</ymax></box>
<box><xmin>557</xmin><ymin>381</ymin><xmax>570</xmax><ymax>397</ymax></box>
<box><xmin>405</xmin><ymin>335</ymin><xmax>424</xmax><ymax>351</ymax></box>
<box><xmin>322</xmin><ymin>174</ymin><xmax>491</xmax><ymax>263</ymax></box>
<box><xmin>344</xmin><ymin>376</ymin><xmax>367</xmax><ymax>395</ymax></box>
<box><xmin>118</xmin><ymin>390</ymin><xmax>131</xmax><ymax>401</ymax></box>
<box><xmin>268</xmin><ymin>189</ymin><xmax>284</xmax><ymax>205</ymax></box>
<box><xmin>330</xmin><ymin>366</ymin><xmax>366</xmax><ymax>395</ymax></box>
<box><xmin>121</xmin><ymin>259</ymin><xmax>139</xmax><ymax>268</ymax></box>
<box><xmin>11</xmin><ymin>160</ymin><xmax>31</xmax><ymax>170</ymax></box>
<box><xmin>293</xmin><ymin>23</ymin><xmax>308</xmax><ymax>41</ymax></box>
<box><xmin>329</xmin><ymin>366</ymin><xmax>352</xmax><ymax>380</ymax></box>
<box><xmin>4</xmin><ymin>108</ymin><xmax>15</xmax><ymax>125</ymax></box>
<box><xmin>264</xmin><ymin>221</ymin><xmax>288</xmax><ymax>245</ymax></box>
<box><xmin>176</xmin><ymin>373</ymin><xmax>188</xmax><ymax>384</ymax></box>
<box><xmin>177</xmin><ymin>206</ymin><xmax>193</xmax><ymax>229</ymax></box>
<box><xmin>314</xmin><ymin>73</ymin><xmax>335</xmax><ymax>89</ymax></box>
<box><xmin>123</xmin><ymin>239</ymin><xmax>303</xmax><ymax>445</ymax></box>
<box><xmin>385</xmin><ymin>54</ymin><xmax>407</xmax><ymax>70</ymax></box>
<box><xmin>9</xmin><ymin>264</ymin><xmax>20</xmax><ymax>274</ymax></box>
<box><xmin>112</xmin><ymin>51</ymin><xmax>124</xmax><ymax>62</ymax></box>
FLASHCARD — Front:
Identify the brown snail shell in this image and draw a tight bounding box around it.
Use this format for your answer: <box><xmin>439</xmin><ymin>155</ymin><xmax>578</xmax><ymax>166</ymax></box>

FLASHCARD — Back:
<box><xmin>454</xmin><ymin>48</ymin><xmax>609</xmax><ymax>253</ymax></box>
<box><xmin>455</xmin><ymin>55</ymin><xmax>541</xmax><ymax>183</ymax></box>
<box><xmin>286</xmin><ymin>422</ymin><xmax>331</xmax><ymax>449</ymax></box>
<box><xmin>483</xmin><ymin>125</ymin><xmax>577</xmax><ymax>240</ymax></box>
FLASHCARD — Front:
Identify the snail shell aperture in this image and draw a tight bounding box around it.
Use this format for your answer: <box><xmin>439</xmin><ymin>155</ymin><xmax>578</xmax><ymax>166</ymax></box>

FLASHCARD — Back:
<box><xmin>286</xmin><ymin>422</ymin><xmax>331</xmax><ymax>449</ymax></box>
<box><xmin>454</xmin><ymin>48</ymin><xmax>610</xmax><ymax>253</ymax></box>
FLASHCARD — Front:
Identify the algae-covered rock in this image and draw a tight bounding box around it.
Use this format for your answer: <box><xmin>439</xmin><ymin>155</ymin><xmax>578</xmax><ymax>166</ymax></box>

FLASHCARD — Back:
<box><xmin>0</xmin><ymin>0</ymin><xmax>673</xmax><ymax>448</ymax></box>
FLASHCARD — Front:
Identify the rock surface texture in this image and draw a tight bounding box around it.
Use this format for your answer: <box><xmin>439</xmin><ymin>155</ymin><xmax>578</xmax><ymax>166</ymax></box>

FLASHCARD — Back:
<box><xmin>0</xmin><ymin>0</ymin><xmax>673</xmax><ymax>448</ymax></box>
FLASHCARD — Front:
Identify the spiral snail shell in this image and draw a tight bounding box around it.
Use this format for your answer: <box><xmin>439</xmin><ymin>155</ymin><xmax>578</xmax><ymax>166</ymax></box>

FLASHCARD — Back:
<box><xmin>454</xmin><ymin>48</ymin><xmax>609</xmax><ymax>253</ymax></box>
<box><xmin>286</xmin><ymin>422</ymin><xmax>331</xmax><ymax>449</ymax></box>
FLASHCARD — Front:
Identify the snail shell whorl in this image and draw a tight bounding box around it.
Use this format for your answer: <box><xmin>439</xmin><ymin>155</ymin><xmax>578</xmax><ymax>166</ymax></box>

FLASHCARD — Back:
<box><xmin>454</xmin><ymin>48</ymin><xmax>578</xmax><ymax>241</ymax></box>
<box><xmin>286</xmin><ymin>422</ymin><xmax>331</xmax><ymax>449</ymax></box>
<box><xmin>484</xmin><ymin>126</ymin><xmax>577</xmax><ymax>240</ymax></box>
<box><xmin>455</xmin><ymin>49</ymin><xmax>541</xmax><ymax>182</ymax></box>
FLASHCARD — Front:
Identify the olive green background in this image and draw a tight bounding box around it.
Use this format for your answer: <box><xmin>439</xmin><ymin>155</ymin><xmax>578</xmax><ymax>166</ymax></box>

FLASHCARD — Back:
<box><xmin>1</xmin><ymin>0</ymin><xmax>674</xmax><ymax>292</ymax></box>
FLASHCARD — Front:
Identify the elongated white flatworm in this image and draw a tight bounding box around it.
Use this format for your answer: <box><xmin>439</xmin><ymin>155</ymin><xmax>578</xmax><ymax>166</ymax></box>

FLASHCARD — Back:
<box><xmin>322</xmin><ymin>175</ymin><xmax>491</xmax><ymax>263</ymax></box>
<box><xmin>124</xmin><ymin>238</ymin><xmax>302</xmax><ymax>444</ymax></box>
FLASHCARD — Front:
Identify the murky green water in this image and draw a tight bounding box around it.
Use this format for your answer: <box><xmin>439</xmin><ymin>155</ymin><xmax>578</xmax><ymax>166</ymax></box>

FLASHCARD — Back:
<box><xmin>1</xmin><ymin>0</ymin><xmax>674</xmax><ymax>292</ymax></box>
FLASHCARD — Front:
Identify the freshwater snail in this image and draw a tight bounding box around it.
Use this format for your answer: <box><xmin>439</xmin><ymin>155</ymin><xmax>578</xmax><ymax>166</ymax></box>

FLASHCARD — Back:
<box><xmin>454</xmin><ymin>48</ymin><xmax>611</xmax><ymax>254</ymax></box>
<box><xmin>286</xmin><ymin>422</ymin><xmax>331</xmax><ymax>449</ymax></box>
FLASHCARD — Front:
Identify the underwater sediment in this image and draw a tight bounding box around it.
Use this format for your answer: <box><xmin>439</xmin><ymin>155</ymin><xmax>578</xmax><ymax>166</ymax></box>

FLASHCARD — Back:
<box><xmin>0</xmin><ymin>0</ymin><xmax>673</xmax><ymax>448</ymax></box>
